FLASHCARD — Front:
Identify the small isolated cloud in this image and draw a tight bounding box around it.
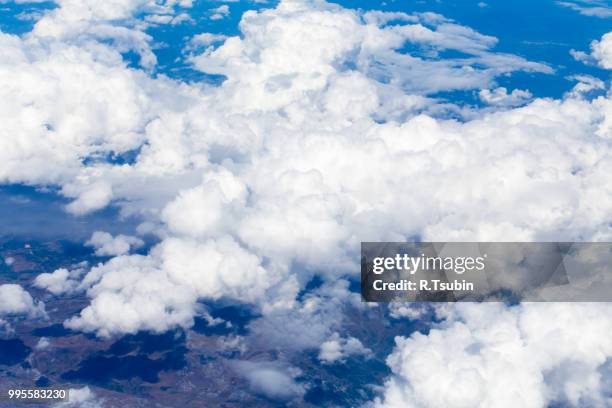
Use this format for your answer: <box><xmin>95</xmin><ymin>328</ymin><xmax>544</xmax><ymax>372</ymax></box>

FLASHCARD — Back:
<box><xmin>479</xmin><ymin>87</ymin><xmax>533</xmax><ymax>107</ymax></box>
<box><xmin>86</xmin><ymin>231</ymin><xmax>144</xmax><ymax>257</ymax></box>
<box><xmin>233</xmin><ymin>361</ymin><xmax>305</xmax><ymax>401</ymax></box>
<box><xmin>557</xmin><ymin>1</ymin><xmax>612</xmax><ymax>18</ymax></box>
<box><xmin>217</xmin><ymin>334</ymin><xmax>247</xmax><ymax>354</ymax></box>
<box><xmin>0</xmin><ymin>284</ymin><xmax>45</xmax><ymax>318</ymax></box>
<box><xmin>36</xmin><ymin>337</ymin><xmax>51</xmax><ymax>350</ymax></box>
<box><xmin>318</xmin><ymin>332</ymin><xmax>372</xmax><ymax>363</ymax></box>
<box><xmin>54</xmin><ymin>387</ymin><xmax>101</xmax><ymax>408</ymax></box>
<box><xmin>190</xmin><ymin>32</ymin><xmax>228</xmax><ymax>47</ymax></box>
<box><xmin>570</xmin><ymin>48</ymin><xmax>593</xmax><ymax>64</ymax></box>
<box><xmin>200</xmin><ymin>309</ymin><xmax>225</xmax><ymax>327</ymax></box>
<box><xmin>210</xmin><ymin>5</ymin><xmax>230</xmax><ymax>20</ymax></box>
<box><xmin>145</xmin><ymin>12</ymin><xmax>192</xmax><ymax>26</ymax></box>
<box><xmin>477</xmin><ymin>2</ymin><xmax>488</xmax><ymax>8</ymax></box>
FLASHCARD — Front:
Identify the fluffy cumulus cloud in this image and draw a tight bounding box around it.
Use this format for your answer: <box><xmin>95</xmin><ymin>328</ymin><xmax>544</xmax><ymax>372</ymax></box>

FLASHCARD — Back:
<box><xmin>1</xmin><ymin>0</ymin><xmax>612</xmax><ymax>402</ymax></box>
<box><xmin>571</xmin><ymin>31</ymin><xmax>612</xmax><ymax>69</ymax></box>
<box><xmin>34</xmin><ymin>263</ymin><xmax>88</xmax><ymax>296</ymax></box>
<box><xmin>86</xmin><ymin>231</ymin><xmax>144</xmax><ymax>256</ymax></box>
<box><xmin>0</xmin><ymin>0</ymin><xmax>609</xmax><ymax>338</ymax></box>
<box><xmin>0</xmin><ymin>284</ymin><xmax>45</xmax><ymax>318</ymax></box>
<box><xmin>591</xmin><ymin>32</ymin><xmax>612</xmax><ymax>68</ymax></box>
<box><xmin>64</xmin><ymin>236</ymin><xmax>280</xmax><ymax>336</ymax></box>
<box><xmin>318</xmin><ymin>332</ymin><xmax>372</xmax><ymax>363</ymax></box>
<box><xmin>374</xmin><ymin>303</ymin><xmax>612</xmax><ymax>408</ymax></box>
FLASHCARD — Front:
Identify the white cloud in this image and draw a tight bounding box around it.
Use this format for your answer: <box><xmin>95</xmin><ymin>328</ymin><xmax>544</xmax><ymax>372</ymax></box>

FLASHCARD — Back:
<box><xmin>1</xmin><ymin>2</ymin><xmax>612</xmax><ymax>404</ymax></box>
<box><xmin>557</xmin><ymin>1</ymin><xmax>612</xmax><ymax>18</ymax></box>
<box><xmin>374</xmin><ymin>303</ymin><xmax>612</xmax><ymax>408</ymax></box>
<box><xmin>570</xmin><ymin>48</ymin><xmax>592</xmax><ymax>64</ymax></box>
<box><xmin>36</xmin><ymin>337</ymin><xmax>51</xmax><ymax>350</ymax></box>
<box><xmin>248</xmin><ymin>279</ymin><xmax>362</xmax><ymax>352</ymax></box>
<box><xmin>145</xmin><ymin>12</ymin><xmax>191</xmax><ymax>25</ymax></box>
<box><xmin>0</xmin><ymin>33</ymin><xmax>163</xmax><ymax>186</ymax></box>
<box><xmin>28</xmin><ymin>0</ymin><xmax>184</xmax><ymax>71</ymax></box>
<box><xmin>161</xmin><ymin>170</ymin><xmax>247</xmax><ymax>238</ymax></box>
<box><xmin>479</xmin><ymin>87</ymin><xmax>533</xmax><ymax>107</ymax></box>
<box><xmin>0</xmin><ymin>284</ymin><xmax>45</xmax><ymax>318</ymax></box>
<box><xmin>34</xmin><ymin>266</ymin><xmax>85</xmax><ymax>295</ymax></box>
<box><xmin>318</xmin><ymin>332</ymin><xmax>372</xmax><ymax>363</ymax></box>
<box><xmin>388</xmin><ymin>303</ymin><xmax>431</xmax><ymax>320</ymax></box>
<box><xmin>571</xmin><ymin>32</ymin><xmax>612</xmax><ymax>69</ymax></box>
<box><xmin>65</xmin><ymin>236</ymin><xmax>281</xmax><ymax>337</ymax></box>
<box><xmin>86</xmin><ymin>231</ymin><xmax>144</xmax><ymax>256</ymax></box>
<box><xmin>1</xmin><ymin>0</ymin><xmax>611</xmax><ymax>342</ymax></box>
<box><xmin>55</xmin><ymin>387</ymin><xmax>101</xmax><ymax>408</ymax></box>
<box><xmin>567</xmin><ymin>74</ymin><xmax>606</xmax><ymax>97</ymax></box>
<box><xmin>210</xmin><ymin>4</ymin><xmax>230</xmax><ymax>20</ymax></box>
<box><xmin>189</xmin><ymin>32</ymin><xmax>228</xmax><ymax>47</ymax></box>
<box><xmin>217</xmin><ymin>334</ymin><xmax>247</xmax><ymax>354</ymax></box>
<box><xmin>65</xmin><ymin>182</ymin><xmax>114</xmax><ymax>215</ymax></box>
<box><xmin>591</xmin><ymin>32</ymin><xmax>612</xmax><ymax>68</ymax></box>
<box><xmin>192</xmin><ymin>2</ymin><xmax>550</xmax><ymax>100</ymax></box>
<box><xmin>232</xmin><ymin>360</ymin><xmax>306</xmax><ymax>401</ymax></box>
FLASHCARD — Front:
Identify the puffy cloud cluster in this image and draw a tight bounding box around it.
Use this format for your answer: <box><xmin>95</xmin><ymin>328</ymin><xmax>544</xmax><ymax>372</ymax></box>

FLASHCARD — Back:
<box><xmin>29</xmin><ymin>0</ymin><xmax>193</xmax><ymax>68</ymax></box>
<box><xmin>192</xmin><ymin>1</ymin><xmax>550</xmax><ymax>105</ymax></box>
<box><xmin>64</xmin><ymin>236</ymin><xmax>281</xmax><ymax>337</ymax></box>
<box><xmin>318</xmin><ymin>332</ymin><xmax>372</xmax><ymax>363</ymax></box>
<box><xmin>86</xmin><ymin>231</ymin><xmax>143</xmax><ymax>256</ymax></box>
<box><xmin>0</xmin><ymin>284</ymin><xmax>45</xmax><ymax>319</ymax></box>
<box><xmin>2</xmin><ymin>0</ymin><xmax>611</xmax><ymax>344</ymax></box>
<box><xmin>374</xmin><ymin>303</ymin><xmax>612</xmax><ymax>408</ymax></box>
<box><xmin>34</xmin><ymin>262</ymin><xmax>88</xmax><ymax>295</ymax></box>
<box><xmin>1</xmin><ymin>0</ymin><xmax>612</xmax><ymax>405</ymax></box>
<box><xmin>0</xmin><ymin>31</ymin><xmax>166</xmax><ymax>188</ymax></box>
